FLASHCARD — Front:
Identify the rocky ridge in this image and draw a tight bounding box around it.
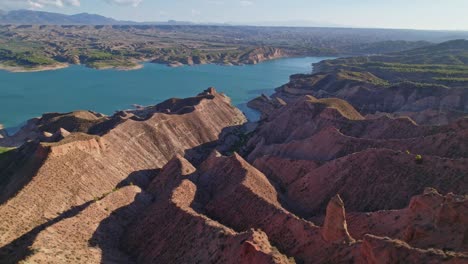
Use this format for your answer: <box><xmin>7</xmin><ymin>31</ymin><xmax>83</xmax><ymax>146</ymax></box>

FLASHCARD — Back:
<box><xmin>0</xmin><ymin>88</ymin><xmax>247</xmax><ymax>262</ymax></box>
<box><xmin>0</xmin><ymin>87</ymin><xmax>466</xmax><ymax>263</ymax></box>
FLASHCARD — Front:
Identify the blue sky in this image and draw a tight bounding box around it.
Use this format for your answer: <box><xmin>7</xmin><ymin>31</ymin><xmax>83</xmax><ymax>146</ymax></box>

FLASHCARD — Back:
<box><xmin>1</xmin><ymin>0</ymin><xmax>467</xmax><ymax>30</ymax></box>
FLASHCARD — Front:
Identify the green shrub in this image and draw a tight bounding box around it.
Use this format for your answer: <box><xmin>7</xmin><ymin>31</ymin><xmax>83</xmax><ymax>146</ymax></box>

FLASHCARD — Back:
<box><xmin>86</xmin><ymin>50</ymin><xmax>114</xmax><ymax>61</ymax></box>
<box><xmin>415</xmin><ymin>154</ymin><xmax>423</xmax><ymax>164</ymax></box>
<box><xmin>0</xmin><ymin>147</ymin><xmax>11</xmax><ymax>154</ymax></box>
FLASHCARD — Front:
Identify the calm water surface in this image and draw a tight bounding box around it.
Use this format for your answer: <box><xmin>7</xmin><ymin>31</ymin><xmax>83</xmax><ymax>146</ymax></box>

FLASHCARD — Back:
<box><xmin>0</xmin><ymin>57</ymin><xmax>332</xmax><ymax>130</ymax></box>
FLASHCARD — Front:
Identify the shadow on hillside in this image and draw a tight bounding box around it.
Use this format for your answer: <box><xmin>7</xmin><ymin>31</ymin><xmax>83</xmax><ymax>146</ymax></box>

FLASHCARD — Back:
<box><xmin>184</xmin><ymin>141</ymin><xmax>219</xmax><ymax>166</ymax></box>
<box><xmin>115</xmin><ymin>169</ymin><xmax>160</xmax><ymax>190</ymax></box>
<box><xmin>88</xmin><ymin>144</ymin><xmax>220</xmax><ymax>263</ymax></box>
<box><xmin>0</xmin><ymin>118</ymin><xmax>249</xmax><ymax>263</ymax></box>
<box><xmin>89</xmin><ymin>161</ymin><xmax>215</xmax><ymax>263</ymax></box>
<box><xmin>88</xmin><ymin>121</ymin><xmax>311</xmax><ymax>263</ymax></box>
<box><xmin>0</xmin><ymin>142</ymin><xmax>45</xmax><ymax>206</ymax></box>
<box><xmin>89</xmin><ymin>124</ymin><xmax>248</xmax><ymax>263</ymax></box>
<box><xmin>0</xmin><ymin>168</ymin><xmax>158</xmax><ymax>264</ymax></box>
<box><xmin>88</xmin><ymin>170</ymin><xmax>154</xmax><ymax>264</ymax></box>
<box><xmin>88</xmin><ymin>169</ymin><xmax>165</xmax><ymax>263</ymax></box>
<box><xmin>0</xmin><ymin>201</ymin><xmax>93</xmax><ymax>264</ymax></box>
<box><xmin>0</xmin><ymin>119</ymin><xmax>302</xmax><ymax>263</ymax></box>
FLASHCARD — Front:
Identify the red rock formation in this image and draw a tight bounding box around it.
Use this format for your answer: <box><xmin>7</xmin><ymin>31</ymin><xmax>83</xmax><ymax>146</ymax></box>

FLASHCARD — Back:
<box><xmin>10</xmin><ymin>186</ymin><xmax>151</xmax><ymax>264</ymax></box>
<box><xmin>255</xmin><ymin>66</ymin><xmax>468</xmax><ymax>125</ymax></box>
<box><xmin>347</xmin><ymin>188</ymin><xmax>468</xmax><ymax>253</ymax></box>
<box><xmin>127</xmin><ymin>152</ymin><xmax>468</xmax><ymax>263</ymax></box>
<box><xmin>287</xmin><ymin>148</ymin><xmax>468</xmax><ymax>214</ymax></box>
<box><xmin>248</xmin><ymin>95</ymin><xmax>466</xmax><ymax>148</ymax></box>
<box><xmin>241</xmin><ymin>47</ymin><xmax>285</xmax><ymax>64</ymax></box>
<box><xmin>0</xmin><ymin>111</ymin><xmax>106</xmax><ymax>147</ymax></box>
<box><xmin>146</xmin><ymin>154</ymin><xmax>196</xmax><ymax>196</ymax></box>
<box><xmin>191</xmin><ymin>152</ymin><xmax>358</xmax><ymax>263</ymax></box>
<box><xmin>250</xmin><ymin>125</ymin><xmax>468</xmax><ymax>163</ymax></box>
<box><xmin>0</xmin><ymin>88</ymin><xmax>246</xmax><ymax>261</ymax></box>
<box><xmin>124</xmin><ymin>157</ymin><xmax>290</xmax><ymax>264</ymax></box>
<box><xmin>0</xmin><ymin>89</ymin><xmax>466</xmax><ymax>264</ymax></box>
<box><xmin>322</xmin><ymin>195</ymin><xmax>355</xmax><ymax>244</ymax></box>
<box><xmin>253</xmin><ymin>156</ymin><xmax>319</xmax><ymax>187</ymax></box>
<box><xmin>245</xmin><ymin>95</ymin><xmax>468</xmax><ymax>215</ymax></box>
<box><xmin>247</xmin><ymin>94</ymin><xmax>286</xmax><ymax>119</ymax></box>
<box><xmin>360</xmin><ymin>235</ymin><xmax>467</xmax><ymax>264</ymax></box>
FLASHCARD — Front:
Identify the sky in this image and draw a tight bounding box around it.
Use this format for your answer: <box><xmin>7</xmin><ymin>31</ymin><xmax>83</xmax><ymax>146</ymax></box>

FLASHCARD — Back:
<box><xmin>0</xmin><ymin>0</ymin><xmax>467</xmax><ymax>30</ymax></box>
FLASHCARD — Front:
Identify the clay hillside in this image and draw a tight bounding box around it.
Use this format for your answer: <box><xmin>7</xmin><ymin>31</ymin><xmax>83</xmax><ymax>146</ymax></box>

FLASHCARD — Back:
<box><xmin>0</xmin><ymin>70</ymin><xmax>467</xmax><ymax>261</ymax></box>
<box><xmin>249</xmin><ymin>39</ymin><xmax>468</xmax><ymax>125</ymax></box>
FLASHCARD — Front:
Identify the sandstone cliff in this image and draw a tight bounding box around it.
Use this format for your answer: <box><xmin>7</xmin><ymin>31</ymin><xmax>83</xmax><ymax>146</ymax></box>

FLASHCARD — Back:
<box><xmin>152</xmin><ymin>46</ymin><xmax>285</xmax><ymax>67</ymax></box>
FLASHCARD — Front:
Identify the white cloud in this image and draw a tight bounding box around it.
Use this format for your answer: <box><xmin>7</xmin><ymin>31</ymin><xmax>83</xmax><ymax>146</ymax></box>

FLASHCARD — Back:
<box><xmin>27</xmin><ymin>1</ymin><xmax>44</xmax><ymax>8</ymax></box>
<box><xmin>67</xmin><ymin>0</ymin><xmax>80</xmax><ymax>6</ymax></box>
<box><xmin>0</xmin><ymin>0</ymin><xmax>142</xmax><ymax>10</ymax></box>
<box><xmin>240</xmin><ymin>0</ymin><xmax>253</xmax><ymax>7</ymax></box>
<box><xmin>27</xmin><ymin>0</ymin><xmax>80</xmax><ymax>9</ymax></box>
<box><xmin>105</xmin><ymin>0</ymin><xmax>142</xmax><ymax>7</ymax></box>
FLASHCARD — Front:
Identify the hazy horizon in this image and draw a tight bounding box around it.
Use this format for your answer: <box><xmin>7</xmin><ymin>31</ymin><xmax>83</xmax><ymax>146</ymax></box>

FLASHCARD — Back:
<box><xmin>0</xmin><ymin>0</ymin><xmax>467</xmax><ymax>31</ymax></box>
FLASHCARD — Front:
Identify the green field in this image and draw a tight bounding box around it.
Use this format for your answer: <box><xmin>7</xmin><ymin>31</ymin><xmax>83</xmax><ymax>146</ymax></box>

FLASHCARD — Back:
<box><xmin>315</xmin><ymin>40</ymin><xmax>468</xmax><ymax>87</ymax></box>
<box><xmin>0</xmin><ymin>48</ymin><xmax>57</xmax><ymax>67</ymax></box>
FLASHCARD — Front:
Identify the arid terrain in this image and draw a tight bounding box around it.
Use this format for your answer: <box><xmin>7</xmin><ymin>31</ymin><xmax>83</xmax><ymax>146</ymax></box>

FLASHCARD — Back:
<box><xmin>250</xmin><ymin>39</ymin><xmax>468</xmax><ymax>125</ymax></box>
<box><xmin>0</xmin><ymin>90</ymin><xmax>467</xmax><ymax>263</ymax></box>
<box><xmin>0</xmin><ymin>34</ymin><xmax>467</xmax><ymax>263</ymax></box>
<box><xmin>2</xmin><ymin>21</ymin><xmax>467</xmax><ymax>71</ymax></box>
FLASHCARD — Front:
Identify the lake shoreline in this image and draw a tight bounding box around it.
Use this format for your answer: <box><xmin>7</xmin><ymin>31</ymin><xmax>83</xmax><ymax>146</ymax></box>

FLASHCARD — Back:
<box><xmin>0</xmin><ymin>57</ymin><xmax>331</xmax><ymax>130</ymax></box>
<box><xmin>0</xmin><ymin>63</ymin><xmax>70</xmax><ymax>73</ymax></box>
<box><xmin>0</xmin><ymin>62</ymin><xmax>147</xmax><ymax>73</ymax></box>
<box><xmin>91</xmin><ymin>63</ymin><xmax>145</xmax><ymax>71</ymax></box>
<box><xmin>0</xmin><ymin>55</ymin><xmax>301</xmax><ymax>73</ymax></box>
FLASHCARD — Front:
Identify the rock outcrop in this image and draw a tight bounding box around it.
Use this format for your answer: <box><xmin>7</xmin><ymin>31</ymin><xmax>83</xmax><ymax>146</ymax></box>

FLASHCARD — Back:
<box><xmin>347</xmin><ymin>188</ymin><xmax>468</xmax><ymax>253</ymax></box>
<box><xmin>247</xmin><ymin>94</ymin><xmax>286</xmax><ymax>119</ymax></box>
<box><xmin>240</xmin><ymin>47</ymin><xmax>285</xmax><ymax>64</ymax></box>
<box><xmin>322</xmin><ymin>195</ymin><xmax>354</xmax><ymax>243</ymax></box>
<box><xmin>360</xmin><ymin>234</ymin><xmax>466</xmax><ymax>264</ymax></box>
<box><xmin>0</xmin><ymin>110</ymin><xmax>107</xmax><ymax>147</ymax></box>
<box><xmin>152</xmin><ymin>46</ymin><xmax>285</xmax><ymax>67</ymax></box>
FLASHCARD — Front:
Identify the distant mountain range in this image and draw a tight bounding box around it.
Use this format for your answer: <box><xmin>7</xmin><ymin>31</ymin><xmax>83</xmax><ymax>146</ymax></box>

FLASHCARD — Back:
<box><xmin>1</xmin><ymin>9</ymin><xmax>468</xmax><ymax>31</ymax></box>
<box><xmin>0</xmin><ymin>9</ymin><xmax>347</xmax><ymax>27</ymax></box>
<box><xmin>0</xmin><ymin>10</ymin><xmax>121</xmax><ymax>25</ymax></box>
<box><xmin>0</xmin><ymin>9</ymin><xmax>204</xmax><ymax>25</ymax></box>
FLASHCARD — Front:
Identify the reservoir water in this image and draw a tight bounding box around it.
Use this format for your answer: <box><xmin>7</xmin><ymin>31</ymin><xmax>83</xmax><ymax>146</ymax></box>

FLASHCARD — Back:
<box><xmin>0</xmin><ymin>57</ymin><xmax>332</xmax><ymax>130</ymax></box>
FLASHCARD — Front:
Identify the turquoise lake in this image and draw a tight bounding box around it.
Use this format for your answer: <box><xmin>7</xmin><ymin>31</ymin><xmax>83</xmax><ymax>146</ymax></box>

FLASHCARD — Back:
<box><xmin>0</xmin><ymin>57</ymin><xmax>332</xmax><ymax>130</ymax></box>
